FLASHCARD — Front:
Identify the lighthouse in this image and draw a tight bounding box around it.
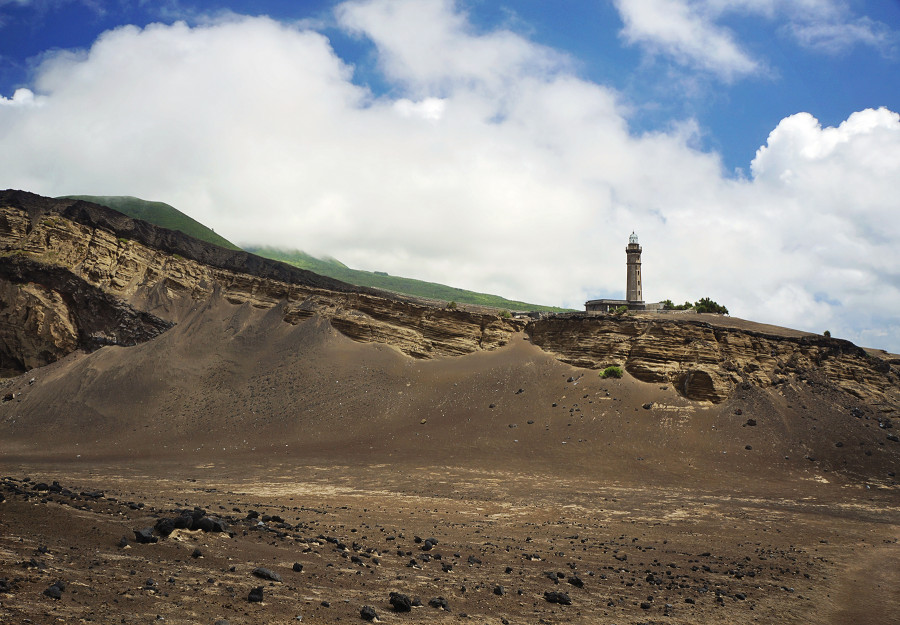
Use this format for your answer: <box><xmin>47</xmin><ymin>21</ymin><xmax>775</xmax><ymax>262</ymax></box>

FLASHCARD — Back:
<box><xmin>626</xmin><ymin>232</ymin><xmax>643</xmax><ymax>304</ymax></box>
<box><xmin>585</xmin><ymin>232</ymin><xmax>659</xmax><ymax>313</ymax></box>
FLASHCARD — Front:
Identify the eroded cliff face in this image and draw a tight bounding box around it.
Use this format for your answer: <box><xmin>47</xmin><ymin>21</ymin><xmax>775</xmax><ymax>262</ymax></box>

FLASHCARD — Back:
<box><xmin>525</xmin><ymin>315</ymin><xmax>898</xmax><ymax>406</ymax></box>
<box><xmin>1</xmin><ymin>190</ymin><xmax>897</xmax><ymax>411</ymax></box>
<box><xmin>0</xmin><ymin>257</ymin><xmax>172</xmax><ymax>374</ymax></box>
<box><xmin>0</xmin><ymin>191</ymin><xmax>521</xmax><ymax>373</ymax></box>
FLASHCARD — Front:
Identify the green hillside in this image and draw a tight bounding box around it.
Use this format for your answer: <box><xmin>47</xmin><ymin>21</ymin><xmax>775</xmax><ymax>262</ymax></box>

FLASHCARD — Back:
<box><xmin>60</xmin><ymin>195</ymin><xmax>242</xmax><ymax>251</ymax></box>
<box><xmin>249</xmin><ymin>246</ymin><xmax>570</xmax><ymax>313</ymax></box>
<box><xmin>58</xmin><ymin>194</ymin><xmax>568</xmax><ymax>312</ymax></box>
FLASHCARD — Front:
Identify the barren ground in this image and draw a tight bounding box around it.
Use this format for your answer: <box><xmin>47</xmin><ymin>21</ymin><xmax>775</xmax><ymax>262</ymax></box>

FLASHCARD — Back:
<box><xmin>1</xmin><ymin>305</ymin><xmax>898</xmax><ymax>624</ymax></box>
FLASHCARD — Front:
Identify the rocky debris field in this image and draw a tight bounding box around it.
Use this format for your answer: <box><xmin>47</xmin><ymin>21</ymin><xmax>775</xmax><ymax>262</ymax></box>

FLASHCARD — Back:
<box><xmin>1</xmin><ymin>465</ymin><xmax>897</xmax><ymax>625</ymax></box>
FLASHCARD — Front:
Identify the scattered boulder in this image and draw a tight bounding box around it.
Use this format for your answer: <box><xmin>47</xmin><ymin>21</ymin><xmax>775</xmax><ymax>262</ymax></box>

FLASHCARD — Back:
<box><xmin>642</xmin><ymin>402</ymin><xmax>653</xmax><ymax>410</ymax></box>
<box><xmin>43</xmin><ymin>581</ymin><xmax>64</xmax><ymax>599</ymax></box>
<box><xmin>252</xmin><ymin>567</ymin><xmax>282</xmax><ymax>582</ymax></box>
<box><xmin>292</xmin><ymin>562</ymin><xmax>304</xmax><ymax>572</ymax></box>
<box><xmin>133</xmin><ymin>528</ymin><xmax>157</xmax><ymax>544</ymax></box>
<box><xmin>544</xmin><ymin>590</ymin><xmax>571</xmax><ymax>605</ymax></box>
<box><xmin>428</xmin><ymin>596</ymin><xmax>449</xmax><ymax>610</ymax></box>
<box><xmin>745</xmin><ymin>418</ymin><xmax>757</xmax><ymax>427</ymax></box>
<box><xmin>567</xmin><ymin>575</ymin><xmax>584</xmax><ymax>588</ymax></box>
<box><xmin>389</xmin><ymin>591</ymin><xmax>413</xmax><ymax>612</ymax></box>
<box><xmin>360</xmin><ymin>605</ymin><xmax>377</xmax><ymax>621</ymax></box>
<box><xmin>493</xmin><ymin>585</ymin><xmax>505</xmax><ymax>596</ymax></box>
<box><xmin>154</xmin><ymin>517</ymin><xmax>175</xmax><ymax>537</ymax></box>
<box><xmin>198</xmin><ymin>516</ymin><xmax>228</xmax><ymax>533</ymax></box>
<box><xmin>248</xmin><ymin>586</ymin><xmax>264</xmax><ymax>602</ymax></box>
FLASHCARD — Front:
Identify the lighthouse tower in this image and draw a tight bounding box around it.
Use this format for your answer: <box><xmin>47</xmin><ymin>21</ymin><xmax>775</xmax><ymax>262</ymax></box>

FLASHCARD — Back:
<box><xmin>626</xmin><ymin>232</ymin><xmax>643</xmax><ymax>304</ymax></box>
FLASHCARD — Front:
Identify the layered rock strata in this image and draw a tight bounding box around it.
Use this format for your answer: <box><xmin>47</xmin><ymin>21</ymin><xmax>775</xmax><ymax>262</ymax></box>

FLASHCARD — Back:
<box><xmin>1</xmin><ymin>190</ymin><xmax>897</xmax><ymax>409</ymax></box>
<box><xmin>526</xmin><ymin>314</ymin><xmax>897</xmax><ymax>405</ymax></box>
<box><xmin>0</xmin><ymin>191</ymin><xmax>521</xmax><ymax>372</ymax></box>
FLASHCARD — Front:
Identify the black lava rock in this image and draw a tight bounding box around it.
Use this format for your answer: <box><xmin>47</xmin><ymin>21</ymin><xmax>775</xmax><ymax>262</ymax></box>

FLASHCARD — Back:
<box><xmin>248</xmin><ymin>586</ymin><xmax>264</xmax><ymax>602</ymax></box>
<box><xmin>292</xmin><ymin>562</ymin><xmax>304</xmax><ymax>572</ymax></box>
<box><xmin>360</xmin><ymin>605</ymin><xmax>377</xmax><ymax>621</ymax></box>
<box><xmin>389</xmin><ymin>592</ymin><xmax>413</xmax><ymax>612</ymax></box>
<box><xmin>544</xmin><ymin>591</ymin><xmax>571</xmax><ymax>605</ymax></box>
<box><xmin>43</xmin><ymin>582</ymin><xmax>64</xmax><ymax>599</ymax></box>
<box><xmin>154</xmin><ymin>517</ymin><xmax>175</xmax><ymax>536</ymax></box>
<box><xmin>429</xmin><ymin>596</ymin><xmax>449</xmax><ymax>610</ymax></box>
<box><xmin>133</xmin><ymin>528</ymin><xmax>157</xmax><ymax>544</ymax></box>
<box><xmin>567</xmin><ymin>575</ymin><xmax>584</xmax><ymax>588</ymax></box>
<box><xmin>252</xmin><ymin>567</ymin><xmax>282</xmax><ymax>582</ymax></box>
<box><xmin>198</xmin><ymin>516</ymin><xmax>228</xmax><ymax>533</ymax></box>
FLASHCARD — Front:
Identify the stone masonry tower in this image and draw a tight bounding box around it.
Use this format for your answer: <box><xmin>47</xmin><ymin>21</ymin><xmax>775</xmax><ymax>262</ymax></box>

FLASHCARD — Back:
<box><xmin>626</xmin><ymin>232</ymin><xmax>643</xmax><ymax>303</ymax></box>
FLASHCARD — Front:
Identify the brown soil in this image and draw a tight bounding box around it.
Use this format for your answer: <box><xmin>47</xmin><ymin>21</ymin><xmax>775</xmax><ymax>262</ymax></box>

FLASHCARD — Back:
<box><xmin>1</xmin><ymin>301</ymin><xmax>898</xmax><ymax>624</ymax></box>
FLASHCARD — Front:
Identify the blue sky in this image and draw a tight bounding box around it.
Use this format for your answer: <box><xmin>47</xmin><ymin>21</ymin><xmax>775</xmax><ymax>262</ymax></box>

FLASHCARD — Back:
<box><xmin>3</xmin><ymin>1</ymin><xmax>898</xmax><ymax>171</ymax></box>
<box><xmin>1</xmin><ymin>0</ymin><xmax>899</xmax><ymax>351</ymax></box>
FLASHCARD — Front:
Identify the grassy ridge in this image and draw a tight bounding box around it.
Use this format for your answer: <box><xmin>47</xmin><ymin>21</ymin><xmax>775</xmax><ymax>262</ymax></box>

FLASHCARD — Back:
<box><xmin>60</xmin><ymin>194</ymin><xmax>569</xmax><ymax>312</ymax></box>
<box><xmin>60</xmin><ymin>195</ymin><xmax>242</xmax><ymax>251</ymax></box>
<box><xmin>249</xmin><ymin>247</ymin><xmax>571</xmax><ymax>313</ymax></box>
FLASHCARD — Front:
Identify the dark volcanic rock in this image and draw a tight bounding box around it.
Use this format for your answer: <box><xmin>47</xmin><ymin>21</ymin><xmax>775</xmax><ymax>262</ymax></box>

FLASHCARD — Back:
<box><xmin>292</xmin><ymin>562</ymin><xmax>304</xmax><ymax>572</ymax></box>
<box><xmin>544</xmin><ymin>590</ymin><xmax>572</xmax><ymax>605</ymax></box>
<box><xmin>360</xmin><ymin>605</ymin><xmax>377</xmax><ymax>621</ymax></box>
<box><xmin>43</xmin><ymin>581</ymin><xmax>65</xmax><ymax>600</ymax></box>
<box><xmin>198</xmin><ymin>516</ymin><xmax>228</xmax><ymax>533</ymax></box>
<box><xmin>133</xmin><ymin>528</ymin><xmax>157</xmax><ymax>544</ymax></box>
<box><xmin>429</xmin><ymin>596</ymin><xmax>449</xmax><ymax>610</ymax></box>
<box><xmin>389</xmin><ymin>591</ymin><xmax>413</xmax><ymax>612</ymax></box>
<box><xmin>252</xmin><ymin>567</ymin><xmax>282</xmax><ymax>582</ymax></box>
<box><xmin>248</xmin><ymin>586</ymin><xmax>264</xmax><ymax>603</ymax></box>
<box><xmin>567</xmin><ymin>575</ymin><xmax>584</xmax><ymax>588</ymax></box>
<box><xmin>154</xmin><ymin>517</ymin><xmax>175</xmax><ymax>536</ymax></box>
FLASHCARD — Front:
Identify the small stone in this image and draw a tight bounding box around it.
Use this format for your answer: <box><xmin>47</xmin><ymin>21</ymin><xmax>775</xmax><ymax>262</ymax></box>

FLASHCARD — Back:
<box><xmin>248</xmin><ymin>586</ymin><xmax>264</xmax><ymax>603</ymax></box>
<box><xmin>493</xmin><ymin>585</ymin><xmax>505</xmax><ymax>596</ymax></box>
<box><xmin>252</xmin><ymin>567</ymin><xmax>282</xmax><ymax>582</ymax></box>
<box><xmin>544</xmin><ymin>590</ymin><xmax>571</xmax><ymax>605</ymax></box>
<box><xmin>292</xmin><ymin>563</ymin><xmax>304</xmax><ymax>572</ymax></box>
<box><xmin>133</xmin><ymin>528</ymin><xmax>157</xmax><ymax>544</ymax></box>
<box><xmin>746</xmin><ymin>418</ymin><xmax>757</xmax><ymax>426</ymax></box>
<box><xmin>642</xmin><ymin>402</ymin><xmax>653</xmax><ymax>410</ymax></box>
<box><xmin>360</xmin><ymin>606</ymin><xmax>377</xmax><ymax>621</ymax></box>
<box><xmin>191</xmin><ymin>548</ymin><xmax>202</xmax><ymax>559</ymax></box>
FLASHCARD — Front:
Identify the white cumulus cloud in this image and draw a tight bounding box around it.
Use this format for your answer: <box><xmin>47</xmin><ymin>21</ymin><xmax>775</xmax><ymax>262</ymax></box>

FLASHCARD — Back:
<box><xmin>613</xmin><ymin>0</ymin><xmax>897</xmax><ymax>80</ymax></box>
<box><xmin>0</xmin><ymin>0</ymin><xmax>898</xmax><ymax>351</ymax></box>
